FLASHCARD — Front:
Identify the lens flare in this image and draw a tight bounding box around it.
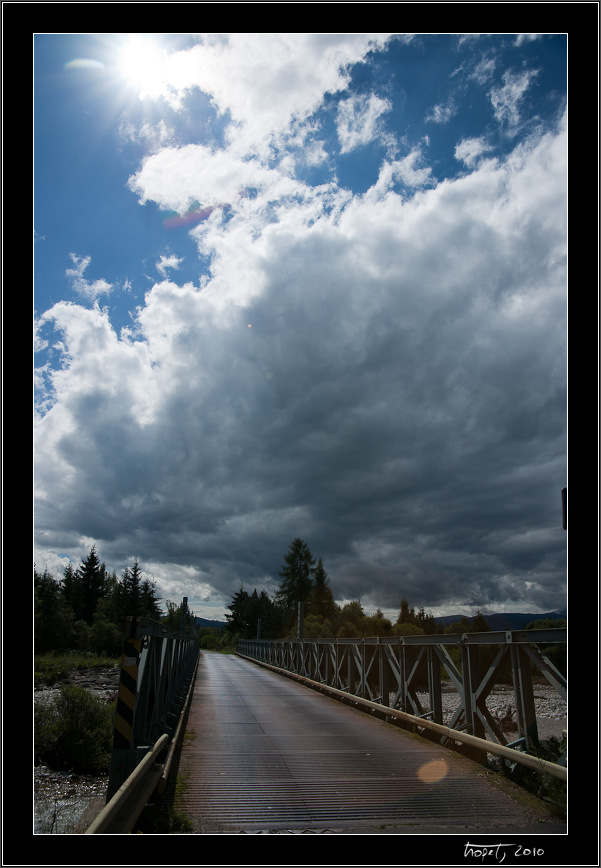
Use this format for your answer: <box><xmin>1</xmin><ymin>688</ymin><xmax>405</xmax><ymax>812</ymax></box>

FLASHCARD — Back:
<box><xmin>417</xmin><ymin>758</ymin><xmax>449</xmax><ymax>784</ymax></box>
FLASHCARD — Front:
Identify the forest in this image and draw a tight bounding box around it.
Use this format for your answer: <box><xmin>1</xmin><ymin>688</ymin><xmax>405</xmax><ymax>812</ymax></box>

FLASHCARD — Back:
<box><xmin>34</xmin><ymin>545</ymin><xmax>191</xmax><ymax>656</ymax></box>
<box><xmin>35</xmin><ymin>538</ymin><xmax>565</xmax><ymax>658</ymax></box>
<box><xmin>223</xmin><ymin>536</ymin><xmax>491</xmax><ymax>642</ymax></box>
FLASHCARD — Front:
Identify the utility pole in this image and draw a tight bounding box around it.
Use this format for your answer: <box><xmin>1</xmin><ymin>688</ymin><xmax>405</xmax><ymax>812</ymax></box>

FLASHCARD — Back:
<box><xmin>297</xmin><ymin>600</ymin><xmax>304</xmax><ymax>639</ymax></box>
<box><xmin>180</xmin><ymin>596</ymin><xmax>188</xmax><ymax>633</ymax></box>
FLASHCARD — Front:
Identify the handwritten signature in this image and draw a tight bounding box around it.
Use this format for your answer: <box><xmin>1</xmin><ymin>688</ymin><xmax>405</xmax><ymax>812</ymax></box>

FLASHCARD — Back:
<box><xmin>464</xmin><ymin>843</ymin><xmax>545</xmax><ymax>863</ymax></box>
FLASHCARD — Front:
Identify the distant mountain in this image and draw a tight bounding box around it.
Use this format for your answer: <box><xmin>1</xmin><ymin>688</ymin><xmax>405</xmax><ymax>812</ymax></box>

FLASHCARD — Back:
<box><xmin>193</xmin><ymin>616</ymin><xmax>227</xmax><ymax>630</ymax></box>
<box><xmin>435</xmin><ymin>610</ymin><xmax>566</xmax><ymax>631</ymax></box>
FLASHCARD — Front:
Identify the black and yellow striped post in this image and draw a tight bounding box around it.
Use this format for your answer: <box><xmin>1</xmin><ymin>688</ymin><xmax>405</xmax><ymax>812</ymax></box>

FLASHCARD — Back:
<box><xmin>107</xmin><ymin>618</ymin><xmax>142</xmax><ymax>799</ymax></box>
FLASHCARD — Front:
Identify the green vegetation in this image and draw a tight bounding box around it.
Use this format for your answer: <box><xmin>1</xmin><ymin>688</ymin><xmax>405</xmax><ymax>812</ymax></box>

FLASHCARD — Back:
<box><xmin>35</xmin><ymin>651</ymin><xmax>119</xmax><ymax>684</ymax></box>
<box><xmin>35</xmin><ymin>683</ymin><xmax>115</xmax><ymax>775</ymax></box>
<box><xmin>524</xmin><ymin>617</ymin><xmax>567</xmax><ymax>678</ymax></box>
<box><xmin>491</xmin><ymin>735</ymin><xmax>567</xmax><ymax>820</ymax></box>
<box><xmin>34</xmin><ymin>546</ymin><xmax>194</xmax><ymax>657</ymax></box>
<box><xmin>225</xmin><ymin>537</ymin><xmax>446</xmax><ymax>641</ymax></box>
<box><xmin>34</xmin><ymin>545</ymin><xmax>198</xmax><ymax>779</ymax></box>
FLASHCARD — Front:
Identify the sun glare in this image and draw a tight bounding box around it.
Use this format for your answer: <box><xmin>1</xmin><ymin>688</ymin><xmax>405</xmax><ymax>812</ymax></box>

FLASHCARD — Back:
<box><xmin>117</xmin><ymin>35</ymin><xmax>168</xmax><ymax>98</ymax></box>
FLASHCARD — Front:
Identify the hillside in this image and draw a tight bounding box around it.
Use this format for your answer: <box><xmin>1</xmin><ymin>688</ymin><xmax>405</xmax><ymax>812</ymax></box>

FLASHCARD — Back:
<box><xmin>193</xmin><ymin>610</ymin><xmax>566</xmax><ymax>634</ymax></box>
<box><xmin>435</xmin><ymin>610</ymin><xmax>566</xmax><ymax>631</ymax></box>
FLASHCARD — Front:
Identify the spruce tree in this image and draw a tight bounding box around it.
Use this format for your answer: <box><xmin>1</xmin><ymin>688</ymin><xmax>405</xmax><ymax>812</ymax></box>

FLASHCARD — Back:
<box><xmin>76</xmin><ymin>545</ymin><xmax>107</xmax><ymax>623</ymax></box>
<box><xmin>308</xmin><ymin>558</ymin><xmax>336</xmax><ymax>621</ymax></box>
<box><xmin>276</xmin><ymin>538</ymin><xmax>316</xmax><ymax>610</ymax></box>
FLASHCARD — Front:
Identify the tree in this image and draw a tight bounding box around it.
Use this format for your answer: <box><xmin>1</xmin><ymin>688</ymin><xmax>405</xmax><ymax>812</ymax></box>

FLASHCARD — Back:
<box><xmin>121</xmin><ymin>560</ymin><xmax>142</xmax><ymax>616</ymax></box>
<box><xmin>225</xmin><ymin>586</ymin><xmax>252</xmax><ymax>636</ymax></box>
<box><xmin>471</xmin><ymin>610</ymin><xmax>491</xmax><ymax>632</ymax></box>
<box><xmin>61</xmin><ymin>562</ymin><xmax>84</xmax><ymax>622</ymax></box>
<box><xmin>140</xmin><ymin>578</ymin><xmax>162</xmax><ymax>620</ymax></box>
<box><xmin>76</xmin><ymin>545</ymin><xmax>107</xmax><ymax>623</ymax></box>
<box><xmin>396</xmin><ymin>597</ymin><xmax>416</xmax><ymax>626</ymax></box>
<box><xmin>365</xmin><ymin>608</ymin><xmax>393</xmax><ymax>636</ymax></box>
<box><xmin>307</xmin><ymin>558</ymin><xmax>337</xmax><ymax>621</ymax></box>
<box><xmin>35</xmin><ymin>568</ymin><xmax>74</xmax><ymax>653</ymax></box>
<box><xmin>225</xmin><ymin>586</ymin><xmax>285</xmax><ymax>639</ymax></box>
<box><xmin>276</xmin><ymin>538</ymin><xmax>316</xmax><ymax>610</ymax></box>
<box><xmin>161</xmin><ymin>599</ymin><xmax>195</xmax><ymax>633</ymax></box>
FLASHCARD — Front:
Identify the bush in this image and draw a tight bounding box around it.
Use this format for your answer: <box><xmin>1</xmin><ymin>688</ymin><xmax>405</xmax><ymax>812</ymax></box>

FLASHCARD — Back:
<box><xmin>35</xmin><ymin>684</ymin><xmax>115</xmax><ymax>775</ymax></box>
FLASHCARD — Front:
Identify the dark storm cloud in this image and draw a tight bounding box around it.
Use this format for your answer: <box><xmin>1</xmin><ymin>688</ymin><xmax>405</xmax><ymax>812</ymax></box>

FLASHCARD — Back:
<box><xmin>35</xmin><ymin>79</ymin><xmax>566</xmax><ymax>617</ymax></box>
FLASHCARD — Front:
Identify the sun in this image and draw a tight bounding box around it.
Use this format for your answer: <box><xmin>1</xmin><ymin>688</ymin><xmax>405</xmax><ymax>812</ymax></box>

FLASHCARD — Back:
<box><xmin>117</xmin><ymin>35</ymin><xmax>169</xmax><ymax>99</ymax></box>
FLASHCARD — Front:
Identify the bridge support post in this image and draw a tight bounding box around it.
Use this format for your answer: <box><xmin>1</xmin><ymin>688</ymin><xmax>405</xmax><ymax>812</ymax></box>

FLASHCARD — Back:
<box><xmin>460</xmin><ymin>639</ymin><xmax>487</xmax><ymax>763</ymax></box>
<box><xmin>509</xmin><ymin>641</ymin><xmax>539</xmax><ymax>749</ymax></box>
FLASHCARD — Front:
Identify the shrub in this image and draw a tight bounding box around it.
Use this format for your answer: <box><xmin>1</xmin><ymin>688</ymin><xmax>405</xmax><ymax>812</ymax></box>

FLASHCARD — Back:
<box><xmin>35</xmin><ymin>684</ymin><xmax>115</xmax><ymax>775</ymax></box>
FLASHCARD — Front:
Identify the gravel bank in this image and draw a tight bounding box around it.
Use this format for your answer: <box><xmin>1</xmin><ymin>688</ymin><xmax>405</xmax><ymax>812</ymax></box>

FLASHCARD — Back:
<box><xmin>409</xmin><ymin>680</ymin><xmax>567</xmax><ymax>742</ymax></box>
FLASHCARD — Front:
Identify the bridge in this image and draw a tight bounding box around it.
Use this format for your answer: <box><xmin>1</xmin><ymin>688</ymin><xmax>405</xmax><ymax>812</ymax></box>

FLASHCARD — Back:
<box><xmin>85</xmin><ymin>621</ymin><xmax>567</xmax><ymax>838</ymax></box>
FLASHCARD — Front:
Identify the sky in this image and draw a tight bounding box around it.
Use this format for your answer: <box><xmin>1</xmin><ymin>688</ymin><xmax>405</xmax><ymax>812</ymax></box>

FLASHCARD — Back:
<box><xmin>34</xmin><ymin>32</ymin><xmax>568</xmax><ymax>623</ymax></box>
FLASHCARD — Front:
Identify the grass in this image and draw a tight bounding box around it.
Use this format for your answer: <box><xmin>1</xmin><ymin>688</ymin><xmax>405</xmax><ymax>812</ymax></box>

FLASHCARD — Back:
<box><xmin>35</xmin><ymin>651</ymin><xmax>120</xmax><ymax>684</ymax></box>
<box><xmin>489</xmin><ymin>734</ymin><xmax>567</xmax><ymax>821</ymax></box>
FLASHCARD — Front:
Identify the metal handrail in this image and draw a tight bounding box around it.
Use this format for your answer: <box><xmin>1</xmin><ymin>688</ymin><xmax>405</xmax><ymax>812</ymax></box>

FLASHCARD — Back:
<box><xmin>236</xmin><ymin>652</ymin><xmax>567</xmax><ymax>781</ymax></box>
<box><xmin>86</xmin><ymin>634</ymin><xmax>201</xmax><ymax>833</ymax></box>
<box><xmin>85</xmin><ymin>734</ymin><xmax>169</xmax><ymax>834</ymax></box>
<box><xmin>106</xmin><ymin>614</ymin><xmax>200</xmax><ymax>802</ymax></box>
<box><xmin>238</xmin><ymin>630</ymin><xmax>566</xmax><ymax>761</ymax></box>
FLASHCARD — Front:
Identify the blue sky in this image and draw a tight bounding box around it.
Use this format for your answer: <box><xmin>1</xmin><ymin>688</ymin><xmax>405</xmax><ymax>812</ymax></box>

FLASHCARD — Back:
<box><xmin>34</xmin><ymin>32</ymin><xmax>568</xmax><ymax>622</ymax></box>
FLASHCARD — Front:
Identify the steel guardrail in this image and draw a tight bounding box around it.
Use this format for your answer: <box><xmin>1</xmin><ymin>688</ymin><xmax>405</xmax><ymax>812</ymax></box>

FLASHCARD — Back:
<box><xmin>85</xmin><ymin>645</ymin><xmax>200</xmax><ymax>833</ymax></box>
<box><xmin>107</xmin><ymin>615</ymin><xmax>199</xmax><ymax>799</ymax></box>
<box><xmin>238</xmin><ymin>630</ymin><xmax>566</xmax><ymax>771</ymax></box>
<box><xmin>236</xmin><ymin>651</ymin><xmax>567</xmax><ymax>781</ymax></box>
<box><xmin>85</xmin><ymin>734</ymin><xmax>169</xmax><ymax>834</ymax></box>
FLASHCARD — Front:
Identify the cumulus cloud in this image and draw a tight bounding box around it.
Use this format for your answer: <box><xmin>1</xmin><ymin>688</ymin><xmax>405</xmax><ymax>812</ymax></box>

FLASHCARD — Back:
<box><xmin>34</xmin><ymin>34</ymin><xmax>567</xmax><ymax>619</ymax></box>
<box><xmin>35</xmin><ymin>111</ymin><xmax>567</xmax><ymax>615</ymax></box>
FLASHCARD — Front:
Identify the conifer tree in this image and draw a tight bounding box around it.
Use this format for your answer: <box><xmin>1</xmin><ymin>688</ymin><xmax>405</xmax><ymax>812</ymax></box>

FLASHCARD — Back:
<box><xmin>76</xmin><ymin>545</ymin><xmax>107</xmax><ymax>623</ymax></box>
<box><xmin>308</xmin><ymin>558</ymin><xmax>336</xmax><ymax>621</ymax></box>
<box><xmin>276</xmin><ymin>538</ymin><xmax>316</xmax><ymax>610</ymax></box>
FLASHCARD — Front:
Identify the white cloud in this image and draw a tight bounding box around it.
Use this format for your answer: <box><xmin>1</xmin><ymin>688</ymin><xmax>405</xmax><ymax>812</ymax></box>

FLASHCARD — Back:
<box><xmin>490</xmin><ymin>69</ymin><xmax>539</xmax><ymax>131</ymax></box>
<box><xmin>156</xmin><ymin>253</ymin><xmax>183</xmax><ymax>277</ymax></box>
<box><xmin>35</xmin><ymin>114</ymin><xmax>567</xmax><ymax>613</ymax></box>
<box><xmin>425</xmin><ymin>99</ymin><xmax>456</xmax><ymax>124</ymax></box>
<box><xmin>336</xmin><ymin>92</ymin><xmax>392</xmax><ymax>153</ymax></box>
<box><xmin>124</xmin><ymin>33</ymin><xmax>394</xmax><ymax>156</ymax></box>
<box><xmin>66</xmin><ymin>253</ymin><xmax>112</xmax><ymax>301</ymax></box>
<box><xmin>34</xmin><ymin>34</ymin><xmax>566</xmax><ymax>617</ymax></box>
<box><xmin>454</xmin><ymin>136</ymin><xmax>493</xmax><ymax>168</ymax></box>
<box><xmin>128</xmin><ymin>143</ymin><xmax>297</xmax><ymax>214</ymax></box>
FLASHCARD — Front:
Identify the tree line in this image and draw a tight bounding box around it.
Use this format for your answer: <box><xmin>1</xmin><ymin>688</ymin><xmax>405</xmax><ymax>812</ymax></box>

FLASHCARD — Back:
<box><xmin>224</xmin><ymin>537</ymin><xmax>487</xmax><ymax>641</ymax></box>
<box><xmin>34</xmin><ymin>545</ymin><xmax>191</xmax><ymax>656</ymax></box>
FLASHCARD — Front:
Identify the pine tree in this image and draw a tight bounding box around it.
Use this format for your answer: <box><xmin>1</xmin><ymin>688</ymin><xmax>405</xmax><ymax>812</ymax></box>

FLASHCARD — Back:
<box><xmin>61</xmin><ymin>562</ymin><xmax>84</xmax><ymax>621</ymax></box>
<box><xmin>276</xmin><ymin>538</ymin><xmax>316</xmax><ymax>610</ymax></box>
<box><xmin>121</xmin><ymin>559</ymin><xmax>142</xmax><ymax>616</ymax></box>
<box><xmin>308</xmin><ymin>558</ymin><xmax>336</xmax><ymax>621</ymax></box>
<box><xmin>76</xmin><ymin>545</ymin><xmax>107</xmax><ymax>623</ymax></box>
<box><xmin>140</xmin><ymin>578</ymin><xmax>162</xmax><ymax>620</ymax></box>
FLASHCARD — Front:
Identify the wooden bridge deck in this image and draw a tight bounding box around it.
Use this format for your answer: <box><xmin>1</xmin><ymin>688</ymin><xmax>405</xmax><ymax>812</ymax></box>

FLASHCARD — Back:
<box><xmin>167</xmin><ymin>651</ymin><xmax>565</xmax><ymax>836</ymax></box>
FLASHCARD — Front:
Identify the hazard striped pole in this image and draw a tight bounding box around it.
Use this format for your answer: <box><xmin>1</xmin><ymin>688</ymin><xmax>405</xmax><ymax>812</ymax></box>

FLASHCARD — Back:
<box><xmin>113</xmin><ymin>629</ymin><xmax>141</xmax><ymax>750</ymax></box>
<box><xmin>107</xmin><ymin>618</ymin><xmax>142</xmax><ymax>799</ymax></box>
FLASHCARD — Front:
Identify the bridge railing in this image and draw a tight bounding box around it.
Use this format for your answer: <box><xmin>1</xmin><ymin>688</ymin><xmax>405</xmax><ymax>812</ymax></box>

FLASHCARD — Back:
<box><xmin>106</xmin><ymin>615</ymin><xmax>200</xmax><ymax>803</ymax></box>
<box><xmin>238</xmin><ymin>629</ymin><xmax>566</xmax><ymax>758</ymax></box>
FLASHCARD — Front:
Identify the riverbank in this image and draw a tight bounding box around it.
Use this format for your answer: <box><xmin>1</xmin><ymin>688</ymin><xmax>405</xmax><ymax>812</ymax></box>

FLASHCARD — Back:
<box><xmin>34</xmin><ymin>664</ymin><xmax>119</xmax><ymax>833</ymax></box>
<box><xmin>34</xmin><ymin>666</ymin><xmax>566</xmax><ymax>834</ymax></box>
